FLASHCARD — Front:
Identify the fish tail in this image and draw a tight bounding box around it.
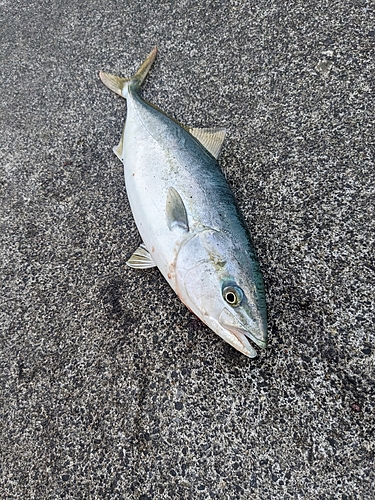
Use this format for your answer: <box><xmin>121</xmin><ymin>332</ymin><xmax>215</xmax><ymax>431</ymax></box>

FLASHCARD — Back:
<box><xmin>99</xmin><ymin>47</ymin><xmax>157</xmax><ymax>98</ymax></box>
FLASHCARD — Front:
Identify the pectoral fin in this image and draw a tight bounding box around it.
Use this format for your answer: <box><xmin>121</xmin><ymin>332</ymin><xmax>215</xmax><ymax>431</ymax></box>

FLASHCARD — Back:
<box><xmin>187</xmin><ymin>127</ymin><xmax>226</xmax><ymax>159</ymax></box>
<box><xmin>166</xmin><ymin>187</ymin><xmax>189</xmax><ymax>231</ymax></box>
<box><xmin>126</xmin><ymin>244</ymin><xmax>156</xmax><ymax>269</ymax></box>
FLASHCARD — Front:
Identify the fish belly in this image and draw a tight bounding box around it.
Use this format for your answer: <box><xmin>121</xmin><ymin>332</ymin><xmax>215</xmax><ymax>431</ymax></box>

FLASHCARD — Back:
<box><xmin>121</xmin><ymin>109</ymin><xmax>187</xmax><ymax>280</ymax></box>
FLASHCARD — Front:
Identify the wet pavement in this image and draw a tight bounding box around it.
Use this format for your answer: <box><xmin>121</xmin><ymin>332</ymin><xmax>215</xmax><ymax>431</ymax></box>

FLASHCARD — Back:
<box><xmin>1</xmin><ymin>1</ymin><xmax>374</xmax><ymax>498</ymax></box>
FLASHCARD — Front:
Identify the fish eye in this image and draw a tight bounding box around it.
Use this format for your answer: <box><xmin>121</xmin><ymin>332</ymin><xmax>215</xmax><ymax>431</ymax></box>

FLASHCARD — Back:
<box><xmin>222</xmin><ymin>285</ymin><xmax>243</xmax><ymax>307</ymax></box>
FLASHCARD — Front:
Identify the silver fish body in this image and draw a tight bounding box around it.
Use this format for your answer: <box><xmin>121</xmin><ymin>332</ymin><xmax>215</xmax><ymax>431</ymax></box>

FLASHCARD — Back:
<box><xmin>100</xmin><ymin>48</ymin><xmax>267</xmax><ymax>358</ymax></box>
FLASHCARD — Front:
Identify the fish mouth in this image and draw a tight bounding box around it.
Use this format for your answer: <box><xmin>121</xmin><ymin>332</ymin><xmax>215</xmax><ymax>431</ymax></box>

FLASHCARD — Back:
<box><xmin>218</xmin><ymin>308</ymin><xmax>267</xmax><ymax>355</ymax></box>
<box><xmin>228</xmin><ymin>328</ymin><xmax>258</xmax><ymax>358</ymax></box>
<box><xmin>227</xmin><ymin>324</ymin><xmax>267</xmax><ymax>350</ymax></box>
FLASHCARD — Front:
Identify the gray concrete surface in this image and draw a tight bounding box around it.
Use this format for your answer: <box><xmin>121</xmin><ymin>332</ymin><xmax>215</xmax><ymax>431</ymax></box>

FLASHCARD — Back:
<box><xmin>1</xmin><ymin>1</ymin><xmax>374</xmax><ymax>499</ymax></box>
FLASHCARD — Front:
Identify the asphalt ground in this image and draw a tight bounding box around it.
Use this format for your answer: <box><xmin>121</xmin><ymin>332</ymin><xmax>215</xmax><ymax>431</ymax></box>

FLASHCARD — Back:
<box><xmin>1</xmin><ymin>1</ymin><xmax>374</xmax><ymax>499</ymax></box>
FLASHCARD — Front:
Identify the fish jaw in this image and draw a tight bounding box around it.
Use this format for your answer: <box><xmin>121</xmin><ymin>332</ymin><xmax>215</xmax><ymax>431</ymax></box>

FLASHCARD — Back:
<box><xmin>248</xmin><ymin>323</ymin><xmax>267</xmax><ymax>350</ymax></box>
<box><xmin>219</xmin><ymin>308</ymin><xmax>267</xmax><ymax>351</ymax></box>
<box><xmin>202</xmin><ymin>315</ymin><xmax>259</xmax><ymax>358</ymax></box>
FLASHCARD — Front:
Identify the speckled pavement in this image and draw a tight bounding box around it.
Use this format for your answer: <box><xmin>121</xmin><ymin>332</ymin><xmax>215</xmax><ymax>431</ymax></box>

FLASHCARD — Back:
<box><xmin>1</xmin><ymin>1</ymin><xmax>374</xmax><ymax>499</ymax></box>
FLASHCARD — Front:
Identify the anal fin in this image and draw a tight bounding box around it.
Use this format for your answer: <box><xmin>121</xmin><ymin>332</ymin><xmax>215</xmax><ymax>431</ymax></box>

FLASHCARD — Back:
<box><xmin>126</xmin><ymin>243</ymin><xmax>156</xmax><ymax>269</ymax></box>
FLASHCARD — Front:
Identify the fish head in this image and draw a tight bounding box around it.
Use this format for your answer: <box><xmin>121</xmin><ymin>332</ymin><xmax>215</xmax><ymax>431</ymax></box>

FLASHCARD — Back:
<box><xmin>175</xmin><ymin>229</ymin><xmax>267</xmax><ymax>358</ymax></box>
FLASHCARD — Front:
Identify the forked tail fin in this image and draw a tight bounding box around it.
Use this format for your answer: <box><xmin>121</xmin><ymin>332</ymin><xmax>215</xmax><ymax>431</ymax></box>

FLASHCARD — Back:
<box><xmin>99</xmin><ymin>47</ymin><xmax>157</xmax><ymax>98</ymax></box>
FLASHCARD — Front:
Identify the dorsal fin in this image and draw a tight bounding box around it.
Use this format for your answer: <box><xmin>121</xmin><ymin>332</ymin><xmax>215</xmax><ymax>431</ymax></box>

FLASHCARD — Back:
<box><xmin>187</xmin><ymin>127</ymin><xmax>226</xmax><ymax>159</ymax></box>
<box><xmin>113</xmin><ymin>126</ymin><xmax>126</xmax><ymax>161</ymax></box>
<box><xmin>113</xmin><ymin>128</ymin><xmax>125</xmax><ymax>159</ymax></box>
<box><xmin>166</xmin><ymin>187</ymin><xmax>189</xmax><ymax>232</ymax></box>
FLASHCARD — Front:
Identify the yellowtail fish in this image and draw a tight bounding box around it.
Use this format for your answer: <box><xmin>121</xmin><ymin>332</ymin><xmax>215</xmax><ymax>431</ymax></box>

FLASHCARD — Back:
<box><xmin>100</xmin><ymin>48</ymin><xmax>267</xmax><ymax>357</ymax></box>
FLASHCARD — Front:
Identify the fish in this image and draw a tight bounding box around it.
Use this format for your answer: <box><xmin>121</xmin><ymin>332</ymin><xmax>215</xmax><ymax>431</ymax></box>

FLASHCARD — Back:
<box><xmin>99</xmin><ymin>47</ymin><xmax>267</xmax><ymax>358</ymax></box>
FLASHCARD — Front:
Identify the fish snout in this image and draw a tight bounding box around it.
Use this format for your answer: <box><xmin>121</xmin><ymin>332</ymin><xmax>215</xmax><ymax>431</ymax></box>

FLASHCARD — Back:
<box><xmin>218</xmin><ymin>308</ymin><xmax>267</xmax><ymax>352</ymax></box>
